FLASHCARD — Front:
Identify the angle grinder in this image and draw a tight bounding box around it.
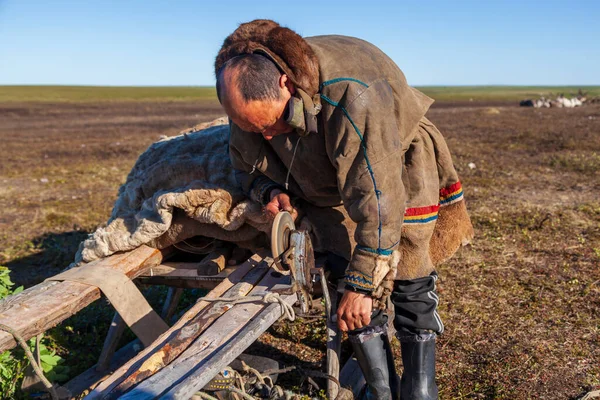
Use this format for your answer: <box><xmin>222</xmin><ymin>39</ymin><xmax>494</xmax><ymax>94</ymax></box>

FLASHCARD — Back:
<box><xmin>270</xmin><ymin>211</ymin><xmax>322</xmax><ymax>314</ymax></box>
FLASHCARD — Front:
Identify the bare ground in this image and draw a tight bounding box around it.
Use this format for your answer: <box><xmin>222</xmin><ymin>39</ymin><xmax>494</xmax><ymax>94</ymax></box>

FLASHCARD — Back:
<box><xmin>0</xmin><ymin>100</ymin><xmax>599</xmax><ymax>399</ymax></box>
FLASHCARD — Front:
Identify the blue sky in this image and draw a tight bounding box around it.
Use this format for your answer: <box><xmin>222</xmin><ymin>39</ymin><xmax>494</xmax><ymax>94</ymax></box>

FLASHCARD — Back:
<box><xmin>0</xmin><ymin>0</ymin><xmax>598</xmax><ymax>86</ymax></box>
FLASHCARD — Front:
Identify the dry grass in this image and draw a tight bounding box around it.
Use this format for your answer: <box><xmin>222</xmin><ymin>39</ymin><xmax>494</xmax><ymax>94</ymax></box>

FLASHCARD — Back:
<box><xmin>1</xmin><ymin>98</ymin><xmax>599</xmax><ymax>399</ymax></box>
<box><xmin>1</xmin><ymin>85</ymin><xmax>598</xmax><ymax>103</ymax></box>
<box><xmin>0</xmin><ymin>101</ymin><xmax>223</xmax><ymax>284</ymax></box>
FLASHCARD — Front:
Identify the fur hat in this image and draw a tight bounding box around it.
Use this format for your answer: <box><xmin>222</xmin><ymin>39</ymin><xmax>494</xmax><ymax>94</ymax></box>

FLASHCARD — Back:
<box><xmin>215</xmin><ymin>19</ymin><xmax>320</xmax><ymax>97</ymax></box>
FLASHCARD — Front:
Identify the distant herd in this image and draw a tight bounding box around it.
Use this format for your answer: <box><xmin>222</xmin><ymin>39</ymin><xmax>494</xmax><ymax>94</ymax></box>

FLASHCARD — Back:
<box><xmin>520</xmin><ymin>90</ymin><xmax>598</xmax><ymax>108</ymax></box>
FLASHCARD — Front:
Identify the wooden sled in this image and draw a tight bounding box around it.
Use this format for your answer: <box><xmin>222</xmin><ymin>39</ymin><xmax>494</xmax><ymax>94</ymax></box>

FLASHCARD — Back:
<box><xmin>0</xmin><ymin>245</ymin><xmax>364</xmax><ymax>399</ymax></box>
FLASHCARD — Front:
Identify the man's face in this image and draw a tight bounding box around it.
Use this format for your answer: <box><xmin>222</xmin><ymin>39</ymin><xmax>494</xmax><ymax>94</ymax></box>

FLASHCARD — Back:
<box><xmin>221</xmin><ymin>70</ymin><xmax>294</xmax><ymax>140</ymax></box>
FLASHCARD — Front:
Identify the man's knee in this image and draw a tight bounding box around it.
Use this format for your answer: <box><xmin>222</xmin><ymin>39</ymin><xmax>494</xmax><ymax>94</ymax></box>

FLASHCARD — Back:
<box><xmin>390</xmin><ymin>271</ymin><xmax>444</xmax><ymax>335</ymax></box>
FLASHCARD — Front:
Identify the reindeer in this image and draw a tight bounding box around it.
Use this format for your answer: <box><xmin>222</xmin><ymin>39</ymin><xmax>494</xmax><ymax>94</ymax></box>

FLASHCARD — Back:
<box><xmin>534</xmin><ymin>96</ymin><xmax>551</xmax><ymax>108</ymax></box>
<box><xmin>556</xmin><ymin>94</ymin><xmax>575</xmax><ymax>108</ymax></box>
<box><xmin>576</xmin><ymin>89</ymin><xmax>588</xmax><ymax>105</ymax></box>
<box><xmin>521</xmin><ymin>90</ymin><xmax>589</xmax><ymax>108</ymax></box>
<box><xmin>556</xmin><ymin>90</ymin><xmax>588</xmax><ymax>108</ymax></box>
<box><xmin>520</xmin><ymin>99</ymin><xmax>534</xmax><ymax>107</ymax></box>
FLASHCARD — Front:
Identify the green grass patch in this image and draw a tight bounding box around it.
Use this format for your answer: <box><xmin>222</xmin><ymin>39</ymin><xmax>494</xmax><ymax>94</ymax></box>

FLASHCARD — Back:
<box><xmin>0</xmin><ymin>85</ymin><xmax>217</xmax><ymax>102</ymax></box>
<box><xmin>548</xmin><ymin>152</ymin><xmax>600</xmax><ymax>175</ymax></box>
<box><xmin>1</xmin><ymin>85</ymin><xmax>599</xmax><ymax>103</ymax></box>
<box><xmin>417</xmin><ymin>85</ymin><xmax>600</xmax><ymax>102</ymax></box>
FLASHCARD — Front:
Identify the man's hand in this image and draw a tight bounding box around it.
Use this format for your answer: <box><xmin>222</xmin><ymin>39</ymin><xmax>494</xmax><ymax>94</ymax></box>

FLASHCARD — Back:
<box><xmin>265</xmin><ymin>189</ymin><xmax>298</xmax><ymax>219</ymax></box>
<box><xmin>337</xmin><ymin>290</ymin><xmax>373</xmax><ymax>331</ymax></box>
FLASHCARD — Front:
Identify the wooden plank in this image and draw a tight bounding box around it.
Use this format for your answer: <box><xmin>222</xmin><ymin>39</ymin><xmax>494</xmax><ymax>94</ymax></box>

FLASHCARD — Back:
<box><xmin>86</xmin><ymin>252</ymin><xmax>267</xmax><ymax>399</ymax></box>
<box><xmin>137</xmin><ymin>264</ymin><xmax>235</xmax><ymax>290</ymax></box>
<box><xmin>136</xmin><ymin>277</ymin><xmax>224</xmax><ymax>290</ymax></box>
<box><xmin>64</xmin><ymin>339</ymin><xmax>141</xmax><ymax>397</ymax></box>
<box><xmin>96</xmin><ymin>313</ymin><xmax>127</xmax><ymax>372</ymax></box>
<box><xmin>160</xmin><ymin>288</ymin><xmax>184</xmax><ymax>323</ymax></box>
<box><xmin>140</xmin><ymin>264</ymin><xmax>235</xmax><ymax>279</ymax></box>
<box><xmin>163</xmin><ymin>290</ymin><xmax>297</xmax><ymax>400</ymax></box>
<box><xmin>339</xmin><ymin>356</ymin><xmax>366</xmax><ymax>399</ymax></box>
<box><xmin>120</xmin><ymin>261</ymin><xmax>293</xmax><ymax>399</ymax></box>
<box><xmin>326</xmin><ymin>288</ymin><xmax>341</xmax><ymax>400</ymax></box>
<box><xmin>103</xmin><ymin>262</ymin><xmax>270</xmax><ymax>398</ymax></box>
<box><xmin>0</xmin><ymin>245</ymin><xmax>168</xmax><ymax>352</ymax></box>
<box><xmin>195</xmin><ymin>246</ymin><xmax>233</xmax><ymax>275</ymax></box>
<box><xmin>152</xmin><ymin>261</ymin><xmax>213</xmax><ymax>270</ymax></box>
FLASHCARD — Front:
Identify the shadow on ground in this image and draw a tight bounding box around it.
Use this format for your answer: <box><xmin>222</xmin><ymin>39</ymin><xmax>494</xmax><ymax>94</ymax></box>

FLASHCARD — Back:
<box><xmin>5</xmin><ymin>230</ymin><xmax>89</xmax><ymax>288</ymax></box>
<box><xmin>244</xmin><ymin>340</ymin><xmax>330</xmax><ymax>396</ymax></box>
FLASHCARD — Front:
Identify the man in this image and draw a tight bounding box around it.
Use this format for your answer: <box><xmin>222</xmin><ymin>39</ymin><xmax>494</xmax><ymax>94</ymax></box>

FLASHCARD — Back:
<box><xmin>215</xmin><ymin>20</ymin><xmax>473</xmax><ymax>400</ymax></box>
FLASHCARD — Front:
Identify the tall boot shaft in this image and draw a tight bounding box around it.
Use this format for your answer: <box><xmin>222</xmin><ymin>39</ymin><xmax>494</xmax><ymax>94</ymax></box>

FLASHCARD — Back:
<box><xmin>349</xmin><ymin>326</ymin><xmax>400</xmax><ymax>400</ymax></box>
<box><xmin>399</xmin><ymin>332</ymin><xmax>438</xmax><ymax>400</ymax></box>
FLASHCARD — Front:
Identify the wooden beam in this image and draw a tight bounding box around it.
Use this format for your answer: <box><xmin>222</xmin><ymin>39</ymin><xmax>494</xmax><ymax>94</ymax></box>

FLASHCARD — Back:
<box><xmin>136</xmin><ymin>277</ymin><xmax>223</xmax><ymax>290</ymax></box>
<box><xmin>104</xmin><ymin>262</ymin><xmax>271</xmax><ymax>398</ymax></box>
<box><xmin>195</xmin><ymin>246</ymin><xmax>233</xmax><ymax>275</ymax></box>
<box><xmin>139</xmin><ymin>263</ymin><xmax>235</xmax><ymax>279</ymax></box>
<box><xmin>326</xmin><ymin>287</ymin><xmax>342</xmax><ymax>400</ymax></box>
<box><xmin>64</xmin><ymin>339</ymin><xmax>141</xmax><ymax>397</ymax></box>
<box><xmin>0</xmin><ymin>245</ymin><xmax>168</xmax><ymax>352</ymax></box>
<box><xmin>120</xmin><ymin>262</ymin><xmax>294</xmax><ymax>399</ymax></box>
<box><xmin>86</xmin><ymin>252</ymin><xmax>267</xmax><ymax>399</ymax></box>
<box><xmin>136</xmin><ymin>264</ymin><xmax>235</xmax><ymax>290</ymax></box>
<box><xmin>160</xmin><ymin>288</ymin><xmax>184</xmax><ymax>323</ymax></box>
<box><xmin>339</xmin><ymin>356</ymin><xmax>366</xmax><ymax>399</ymax></box>
<box><xmin>96</xmin><ymin>313</ymin><xmax>127</xmax><ymax>372</ymax></box>
<box><xmin>163</xmin><ymin>290</ymin><xmax>297</xmax><ymax>400</ymax></box>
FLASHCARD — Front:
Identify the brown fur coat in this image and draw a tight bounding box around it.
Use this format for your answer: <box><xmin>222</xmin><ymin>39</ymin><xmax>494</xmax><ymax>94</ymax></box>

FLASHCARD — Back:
<box><xmin>220</xmin><ymin>20</ymin><xmax>474</xmax><ymax>289</ymax></box>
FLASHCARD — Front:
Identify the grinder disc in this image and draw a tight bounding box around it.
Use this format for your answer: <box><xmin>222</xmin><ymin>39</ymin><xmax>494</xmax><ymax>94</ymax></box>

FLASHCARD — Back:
<box><xmin>271</xmin><ymin>211</ymin><xmax>295</xmax><ymax>269</ymax></box>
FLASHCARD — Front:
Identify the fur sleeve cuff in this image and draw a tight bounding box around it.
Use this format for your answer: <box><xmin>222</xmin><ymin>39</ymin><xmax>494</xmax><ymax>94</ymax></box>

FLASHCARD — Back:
<box><xmin>343</xmin><ymin>247</ymin><xmax>400</xmax><ymax>292</ymax></box>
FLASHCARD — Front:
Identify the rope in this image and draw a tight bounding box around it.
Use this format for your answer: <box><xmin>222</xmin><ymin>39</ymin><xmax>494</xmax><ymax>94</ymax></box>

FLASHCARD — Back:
<box><xmin>194</xmin><ymin>391</ymin><xmax>220</xmax><ymax>400</ymax></box>
<box><xmin>303</xmin><ymin>369</ymin><xmax>340</xmax><ymax>393</ymax></box>
<box><xmin>192</xmin><ymin>281</ymin><xmax>331</xmax><ymax>399</ymax></box>
<box><xmin>196</xmin><ymin>362</ymin><xmax>298</xmax><ymax>400</ymax></box>
<box><xmin>226</xmin><ymin>386</ymin><xmax>260</xmax><ymax>400</ymax></box>
<box><xmin>200</xmin><ymin>292</ymin><xmax>295</xmax><ymax>321</ymax></box>
<box><xmin>262</xmin><ymin>292</ymin><xmax>295</xmax><ymax>322</ymax></box>
<box><xmin>224</xmin><ymin>366</ymin><xmax>247</xmax><ymax>396</ymax></box>
<box><xmin>0</xmin><ymin>324</ymin><xmax>59</xmax><ymax>400</ymax></box>
<box><xmin>240</xmin><ymin>360</ymin><xmax>276</xmax><ymax>389</ymax></box>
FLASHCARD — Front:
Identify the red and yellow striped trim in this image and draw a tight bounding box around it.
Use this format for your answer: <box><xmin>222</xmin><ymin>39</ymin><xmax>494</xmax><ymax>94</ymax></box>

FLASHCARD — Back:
<box><xmin>404</xmin><ymin>204</ymin><xmax>440</xmax><ymax>224</ymax></box>
<box><xmin>403</xmin><ymin>182</ymin><xmax>464</xmax><ymax>224</ymax></box>
<box><xmin>439</xmin><ymin>181</ymin><xmax>464</xmax><ymax>205</ymax></box>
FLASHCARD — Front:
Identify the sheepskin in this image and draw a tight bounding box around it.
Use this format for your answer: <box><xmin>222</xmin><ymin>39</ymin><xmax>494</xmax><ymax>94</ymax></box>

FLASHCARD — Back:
<box><xmin>72</xmin><ymin>118</ymin><xmax>271</xmax><ymax>266</ymax></box>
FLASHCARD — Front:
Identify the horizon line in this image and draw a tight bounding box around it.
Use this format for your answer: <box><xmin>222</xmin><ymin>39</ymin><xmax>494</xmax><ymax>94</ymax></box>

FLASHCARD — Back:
<box><xmin>1</xmin><ymin>84</ymin><xmax>599</xmax><ymax>88</ymax></box>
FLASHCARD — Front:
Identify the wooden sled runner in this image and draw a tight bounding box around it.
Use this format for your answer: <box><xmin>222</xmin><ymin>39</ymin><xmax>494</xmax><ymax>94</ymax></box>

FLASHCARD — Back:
<box><xmin>0</xmin><ymin>244</ymin><xmax>363</xmax><ymax>399</ymax></box>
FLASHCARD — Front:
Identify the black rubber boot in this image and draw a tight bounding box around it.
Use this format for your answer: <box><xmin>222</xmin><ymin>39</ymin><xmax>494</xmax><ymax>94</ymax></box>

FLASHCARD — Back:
<box><xmin>398</xmin><ymin>331</ymin><xmax>438</xmax><ymax>400</ymax></box>
<box><xmin>349</xmin><ymin>325</ymin><xmax>400</xmax><ymax>400</ymax></box>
